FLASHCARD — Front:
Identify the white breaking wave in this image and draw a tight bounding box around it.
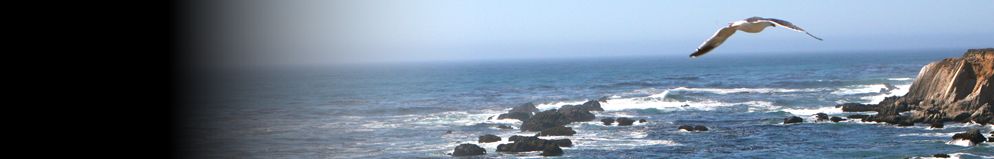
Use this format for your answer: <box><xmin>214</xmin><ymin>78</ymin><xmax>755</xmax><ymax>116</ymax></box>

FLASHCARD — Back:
<box><xmin>670</xmin><ymin>87</ymin><xmax>823</xmax><ymax>94</ymax></box>
<box><xmin>897</xmin><ymin>132</ymin><xmax>958</xmax><ymax>137</ymax></box>
<box><xmin>946</xmin><ymin>139</ymin><xmax>976</xmax><ymax>147</ymax></box>
<box><xmin>861</xmin><ymin>84</ymin><xmax>912</xmax><ymax>104</ymax></box>
<box><xmin>601</xmin><ymin>90</ymin><xmax>780</xmax><ymax>111</ymax></box>
<box><xmin>831</xmin><ymin>84</ymin><xmax>892</xmax><ymax>95</ymax></box>
<box><xmin>888</xmin><ymin>77</ymin><xmax>913</xmax><ymax>81</ymax></box>
<box><xmin>781</xmin><ymin>106</ymin><xmax>843</xmax><ymax>116</ymax></box>
<box><xmin>535</xmin><ymin>100</ymin><xmax>589</xmax><ymax>110</ymax></box>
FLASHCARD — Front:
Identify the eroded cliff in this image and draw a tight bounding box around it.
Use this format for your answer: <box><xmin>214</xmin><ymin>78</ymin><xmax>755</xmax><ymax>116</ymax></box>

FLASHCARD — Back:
<box><xmin>840</xmin><ymin>48</ymin><xmax>994</xmax><ymax>125</ymax></box>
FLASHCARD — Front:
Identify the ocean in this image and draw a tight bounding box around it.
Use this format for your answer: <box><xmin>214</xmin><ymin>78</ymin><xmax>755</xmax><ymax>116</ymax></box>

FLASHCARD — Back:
<box><xmin>188</xmin><ymin>49</ymin><xmax>994</xmax><ymax>158</ymax></box>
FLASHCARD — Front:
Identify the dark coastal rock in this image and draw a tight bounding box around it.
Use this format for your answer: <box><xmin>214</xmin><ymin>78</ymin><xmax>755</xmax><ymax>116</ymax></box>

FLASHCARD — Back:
<box><xmin>837</xmin><ymin>103</ymin><xmax>879</xmax><ymax>112</ymax></box>
<box><xmin>598</xmin><ymin>96</ymin><xmax>611</xmax><ymax>103</ymax></box>
<box><xmin>478</xmin><ymin>134</ymin><xmax>501</xmax><ymax>143</ymax></box>
<box><xmin>508</xmin><ymin>135</ymin><xmax>535</xmax><ymax>142</ymax></box>
<box><xmin>616</xmin><ymin>117</ymin><xmax>635</xmax><ymax>126</ymax></box>
<box><xmin>581</xmin><ymin>100</ymin><xmax>604</xmax><ymax>111</ymax></box>
<box><xmin>549</xmin><ymin>139</ymin><xmax>573</xmax><ymax>147</ymax></box>
<box><xmin>600</xmin><ymin>117</ymin><xmax>615</xmax><ymax>125</ymax></box>
<box><xmin>815</xmin><ymin>113</ymin><xmax>829</xmax><ymax>121</ymax></box>
<box><xmin>452</xmin><ymin>144</ymin><xmax>486</xmax><ymax>156</ymax></box>
<box><xmin>538</xmin><ymin>125</ymin><xmax>577</xmax><ymax>136</ymax></box>
<box><xmin>830</xmin><ymin>116</ymin><xmax>846</xmax><ymax>122</ymax></box>
<box><xmin>521</xmin><ymin>110</ymin><xmax>572</xmax><ymax>132</ymax></box>
<box><xmin>496</xmin><ymin>125</ymin><xmax>514</xmax><ymax>130</ymax></box>
<box><xmin>847</xmin><ymin>114</ymin><xmax>870</xmax><ymax>119</ymax></box>
<box><xmin>639</xmin><ymin>119</ymin><xmax>647</xmax><ymax>123</ymax></box>
<box><xmin>558</xmin><ymin>105</ymin><xmax>596</xmax><ymax>122</ymax></box>
<box><xmin>541</xmin><ymin>145</ymin><xmax>564</xmax><ymax>156</ymax></box>
<box><xmin>497</xmin><ymin>103</ymin><xmax>540</xmax><ymax>121</ymax></box>
<box><xmin>929</xmin><ymin>122</ymin><xmax>944</xmax><ymax>128</ymax></box>
<box><xmin>497</xmin><ymin>112</ymin><xmax>532</xmax><ymax>121</ymax></box>
<box><xmin>678</xmin><ymin>125</ymin><xmax>707</xmax><ymax>131</ymax></box>
<box><xmin>951</xmin><ymin>129</ymin><xmax>986</xmax><ymax>145</ymax></box>
<box><xmin>933</xmin><ymin>153</ymin><xmax>950</xmax><ymax>158</ymax></box>
<box><xmin>694</xmin><ymin>125</ymin><xmax>709</xmax><ymax>131</ymax></box>
<box><xmin>510</xmin><ymin>102</ymin><xmax>539</xmax><ymax>113</ymax></box>
<box><xmin>498</xmin><ymin>136</ymin><xmax>571</xmax><ymax>153</ymax></box>
<box><xmin>784</xmin><ymin>116</ymin><xmax>803</xmax><ymax>124</ymax></box>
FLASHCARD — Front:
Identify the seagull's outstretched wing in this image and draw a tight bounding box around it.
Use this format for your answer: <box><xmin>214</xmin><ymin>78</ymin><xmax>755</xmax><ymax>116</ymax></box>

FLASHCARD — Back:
<box><xmin>759</xmin><ymin>18</ymin><xmax>823</xmax><ymax>41</ymax></box>
<box><xmin>690</xmin><ymin>26</ymin><xmax>737</xmax><ymax>58</ymax></box>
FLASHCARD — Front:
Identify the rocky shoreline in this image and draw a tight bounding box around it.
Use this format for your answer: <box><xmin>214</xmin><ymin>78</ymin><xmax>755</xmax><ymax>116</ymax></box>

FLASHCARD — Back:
<box><xmin>451</xmin><ymin>48</ymin><xmax>994</xmax><ymax>157</ymax></box>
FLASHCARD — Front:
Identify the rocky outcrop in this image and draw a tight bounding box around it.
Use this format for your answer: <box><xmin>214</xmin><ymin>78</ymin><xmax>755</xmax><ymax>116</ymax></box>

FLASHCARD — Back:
<box><xmin>830</xmin><ymin>116</ymin><xmax>846</xmax><ymax>122</ymax></box>
<box><xmin>452</xmin><ymin>144</ymin><xmax>486</xmax><ymax>156</ymax></box>
<box><xmin>815</xmin><ymin>113</ymin><xmax>829</xmax><ymax>121</ymax></box>
<box><xmin>558</xmin><ymin>105</ymin><xmax>596</xmax><ymax>122</ymax></box>
<box><xmin>479</xmin><ymin>134</ymin><xmax>501</xmax><ymax>143</ymax></box>
<box><xmin>784</xmin><ymin>116</ymin><xmax>803</xmax><ymax>124</ymax></box>
<box><xmin>497</xmin><ymin>103</ymin><xmax>540</xmax><ymax>121</ymax></box>
<box><xmin>537</xmin><ymin>125</ymin><xmax>576</xmax><ymax>136</ymax></box>
<box><xmin>520</xmin><ymin>110</ymin><xmax>572</xmax><ymax>132</ymax></box>
<box><xmin>498</xmin><ymin>136</ymin><xmax>572</xmax><ymax>153</ymax></box>
<box><xmin>838</xmin><ymin>48</ymin><xmax>994</xmax><ymax>125</ymax></box>
<box><xmin>951</xmin><ymin>129</ymin><xmax>986</xmax><ymax>145</ymax></box>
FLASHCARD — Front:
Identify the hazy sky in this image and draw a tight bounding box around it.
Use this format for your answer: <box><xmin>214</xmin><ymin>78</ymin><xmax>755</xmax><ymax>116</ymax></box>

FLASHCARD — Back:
<box><xmin>200</xmin><ymin>0</ymin><xmax>994</xmax><ymax>67</ymax></box>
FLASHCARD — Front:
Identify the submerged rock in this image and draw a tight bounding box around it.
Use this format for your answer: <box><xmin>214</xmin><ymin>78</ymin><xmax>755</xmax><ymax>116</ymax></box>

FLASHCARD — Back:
<box><xmin>600</xmin><ymin>117</ymin><xmax>615</xmax><ymax>125</ymax></box>
<box><xmin>538</xmin><ymin>125</ymin><xmax>576</xmax><ymax>136</ymax></box>
<box><xmin>452</xmin><ymin>144</ymin><xmax>486</xmax><ymax>156</ymax></box>
<box><xmin>784</xmin><ymin>116</ymin><xmax>803</xmax><ymax>124</ymax></box>
<box><xmin>694</xmin><ymin>125</ymin><xmax>709</xmax><ymax>131</ymax></box>
<box><xmin>930</xmin><ymin>122</ymin><xmax>944</xmax><ymax>128</ymax></box>
<box><xmin>639</xmin><ymin>119</ymin><xmax>648</xmax><ymax>123</ymax></box>
<box><xmin>616</xmin><ymin>117</ymin><xmax>636</xmax><ymax>126</ymax></box>
<box><xmin>830</xmin><ymin>116</ymin><xmax>846</xmax><ymax>122</ymax></box>
<box><xmin>951</xmin><ymin>129</ymin><xmax>986</xmax><ymax>145</ymax></box>
<box><xmin>933</xmin><ymin>153</ymin><xmax>950</xmax><ymax>158</ymax></box>
<box><xmin>815</xmin><ymin>113</ymin><xmax>829</xmax><ymax>121</ymax></box>
<box><xmin>678</xmin><ymin>125</ymin><xmax>707</xmax><ymax>131</ymax></box>
<box><xmin>478</xmin><ymin>134</ymin><xmax>501</xmax><ymax>143</ymax></box>
<box><xmin>521</xmin><ymin>110</ymin><xmax>572</xmax><ymax>132</ymax></box>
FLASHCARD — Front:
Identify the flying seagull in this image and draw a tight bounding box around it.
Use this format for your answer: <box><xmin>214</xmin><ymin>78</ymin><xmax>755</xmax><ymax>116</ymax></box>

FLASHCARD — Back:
<box><xmin>690</xmin><ymin>17</ymin><xmax>822</xmax><ymax>58</ymax></box>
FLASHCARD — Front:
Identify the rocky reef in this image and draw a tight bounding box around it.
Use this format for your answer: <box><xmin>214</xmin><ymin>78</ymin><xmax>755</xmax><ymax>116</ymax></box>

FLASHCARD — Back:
<box><xmin>837</xmin><ymin>48</ymin><xmax>994</xmax><ymax>125</ymax></box>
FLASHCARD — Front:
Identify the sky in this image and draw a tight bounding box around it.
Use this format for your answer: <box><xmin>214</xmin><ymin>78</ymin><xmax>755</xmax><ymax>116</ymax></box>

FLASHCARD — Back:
<box><xmin>195</xmin><ymin>0</ymin><xmax>994</xmax><ymax>67</ymax></box>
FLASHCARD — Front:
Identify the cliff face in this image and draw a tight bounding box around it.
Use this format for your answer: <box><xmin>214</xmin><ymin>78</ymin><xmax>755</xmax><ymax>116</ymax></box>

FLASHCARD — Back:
<box><xmin>841</xmin><ymin>48</ymin><xmax>994</xmax><ymax>125</ymax></box>
<box><xmin>905</xmin><ymin>48</ymin><xmax>994</xmax><ymax>123</ymax></box>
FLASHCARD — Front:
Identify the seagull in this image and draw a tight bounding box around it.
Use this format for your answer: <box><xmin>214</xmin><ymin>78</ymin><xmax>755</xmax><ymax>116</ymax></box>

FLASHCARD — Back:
<box><xmin>690</xmin><ymin>16</ymin><xmax>823</xmax><ymax>58</ymax></box>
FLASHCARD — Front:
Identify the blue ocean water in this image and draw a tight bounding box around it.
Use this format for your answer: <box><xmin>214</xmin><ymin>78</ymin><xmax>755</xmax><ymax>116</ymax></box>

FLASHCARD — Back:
<box><xmin>190</xmin><ymin>49</ymin><xmax>994</xmax><ymax>158</ymax></box>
